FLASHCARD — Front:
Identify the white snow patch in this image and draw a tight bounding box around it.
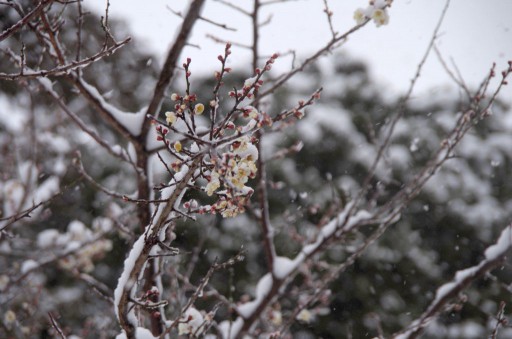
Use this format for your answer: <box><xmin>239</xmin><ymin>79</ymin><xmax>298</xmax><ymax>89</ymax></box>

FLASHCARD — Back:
<box><xmin>21</xmin><ymin>259</ymin><xmax>39</xmax><ymax>274</ymax></box>
<box><xmin>114</xmin><ymin>234</ymin><xmax>146</xmax><ymax>326</ymax></box>
<box><xmin>80</xmin><ymin>80</ymin><xmax>146</xmax><ymax>136</ymax></box>
<box><xmin>485</xmin><ymin>225</ymin><xmax>512</xmax><ymax>260</ymax></box>
<box><xmin>237</xmin><ymin>273</ymin><xmax>273</xmax><ymax>318</ymax></box>
<box><xmin>33</xmin><ymin>176</ymin><xmax>60</xmax><ymax>204</ymax></box>
<box><xmin>0</xmin><ymin>95</ymin><xmax>29</xmax><ymax>132</ymax></box>
<box><xmin>37</xmin><ymin>229</ymin><xmax>60</xmax><ymax>248</ymax></box>
<box><xmin>115</xmin><ymin>327</ymin><xmax>157</xmax><ymax>339</ymax></box>
<box><xmin>218</xmin><ymin>317</ymin><xmax>244</xmax><ymax>339</ymax></box>
<box><xmin>432</xmin><ymin>225</ymin><xmax>512</xmax><ymax>308</ymax></box>
<box><xmin>273</xmin><ymin>256</ymin><xmax>296</xmax><ymax>280</ymax></box>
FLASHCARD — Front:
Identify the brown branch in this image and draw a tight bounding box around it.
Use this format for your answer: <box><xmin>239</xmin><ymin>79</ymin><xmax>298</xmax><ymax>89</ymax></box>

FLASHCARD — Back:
<box><xmin>490</xmin><ymin>301</ymin><xmax>507</xmax><ymax>339</ymax></box>
<box><xmin>0</xmin><ymin>37</ymin><xmax>131</xmax><ymax>80</ymax></box>
<box><xmin>31</xmin><ymin>1</ymin><xmax>138</xmax><ymax>146</ymax></box>
<box><xmin>322</xmin><ymin>0</ymin><xmax>337</xmax><ymax>39</ymax></box>
<box><xmin>39</xmin><ymin>78</ymin><xmax>135</xmax><ymax>165</ymax></box>
<box><xmin>40</xmin><ymin>11</ymin><xmax>66</xmax><ymax>64</ymax></box>
<box><xmin>116</xmin><ymin>159</ymin><xmax>201</xmax><ymax>338</ymax></box>
<box><xmin>253</xmin><ymin>17</ymin><xmax>372</xmax><ymax>104</ymax></box>
<box><xmin>141</xmin><ymin>0</ymin><xmax>206</xmax><ymax>135</ymax></box>
<box><xmin>75</xmin><ymin>271</ymin><xmax>114</xmax><ymax>304</ymax></box>
<box><xmin>164</xmin><ymin>251</ymin><xmax>245</xmax><ymax>334</ymax></box>
<box><xmin>128</xmin><ymin>21</ymin><xmax>207</xmax><ymax>325</ymax></box>
<box><xmin>0</xmin><ymin>191</ymin><xmax>62</xmax><ymax>231</ymax></box>
<box><xmin>73</xmin><ymin>152</ymin><xmax>167</xmax><ymax>204</ymax></box>
<box><xmin>205</xmin><ymin>34</ymin><xmax>252</xmax><ymax>49</ymax></box>
<box><xmin>48</xmin><ymin>312</ymin><xmax>67</xmax><ymax>339</ymax></box>
<box><xmin>344</xmin><ymin>0</ymin><xmax>451</xmax><ymax>222</ymax></box>
<box><xmin>0</xmin><ymin>0</ymin><xmax>54</xmax><ymax>42</ymax></box>
<box><xmin>168</xmin><ymin>6</ymin><xmax>237</xmax><ymax>32</ymax></box>
<box><xmin>4</xmin><ymin>232</ymin><xmax>110</xmax><ymax>293</ymax></box>
<box><xmin>261</xmin><ymin>0</ymin><xmax>305</xmax><ymax>5</ymax></box>
<box><xmin>250</xmin><ymin>0</ymin><xmax>276</xmax><ymax>274</ymax></box>
<box><xmin>199</xmin><ymin>15</ymin><xmax>237</xmax><ymax>31</ymax></box>
<box><xmin>213</xmin><ymin>0</ymin><xmax>251</xmax><ymax>16</ymax></box>
<box><xmin>434</xmin><ymin>44</ymin><xmax>471</xmax><ymax>99</ymax></box>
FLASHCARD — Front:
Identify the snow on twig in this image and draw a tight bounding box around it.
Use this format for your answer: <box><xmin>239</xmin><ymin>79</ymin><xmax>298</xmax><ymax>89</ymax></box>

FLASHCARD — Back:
<box><xmin>114</xmin><ymin>161</ymin><xmax>200</xmax><ymax>334</ymax></box>
<box><xmin>229</xmin><ymin>205</ymin><xmax>371</xmax><ymax>337</ymax></box>
<box><xmin>78</xmin><ymin>79</ymin><xmax>146</xmax><ymax>136</ymax></box>
<box><xmin>393</xmin><ymin>224</ymin><xmax>512</xmax><ymax>339</ymax></box>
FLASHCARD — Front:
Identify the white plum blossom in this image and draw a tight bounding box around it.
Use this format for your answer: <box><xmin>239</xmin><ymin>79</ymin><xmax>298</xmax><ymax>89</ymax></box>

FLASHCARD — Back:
<box><xmin>4</xmin><ymin>310</ymin><xmax>16</xmax><ymax>325</ymax></box>
<box><xmin>270</xmin><ymin>310</ymin><xmax>282</xmax><ymax>326</ymax></box>
<box><xmin>165</xmin><ymin>111</ymin><xmax>177</xmax><ymax>125</ymax></box>
<box><xmin>243</xmin><ymin>106</ymin><xmax>259</xmax><ymax>119</ymax></box>
<box><xmin>353</xmin><ymin>8</ymin><xmax>368</xmax><ymax>25</ymax></box>
<box><xmin>206</xmin><ymin>171</ymin><xmax>221</xmax><ymax>196</ymax></box>
<box><xmin>372</xmin><ymin>8</ymin><xmax>389</xmax><ymax>26</ymax></box>
<box><xmin>0</xmin><ymin>275</ymin><xmax>9</xmax><ymax>291</ymax></box>
<box><xmin>353</xmin><ymin>1</ymin><xmax>390</xmax><ymax>27</ymax></box>
<box><xmin>296</xmin><ymin>309</ymin><xmax>313</xmax><ymax>323</ymax></box>
<box><xmin>194</xmin><ymin>103</ymin><xmax>205</xmax><ymax>115</ymax></box>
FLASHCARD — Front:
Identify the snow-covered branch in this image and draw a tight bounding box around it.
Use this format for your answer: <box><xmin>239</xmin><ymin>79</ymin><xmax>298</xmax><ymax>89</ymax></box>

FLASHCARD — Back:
<box><xmin>393</xmin><ymin>225</ymin><xmax>512</xmax><ymax>339</ymax></box>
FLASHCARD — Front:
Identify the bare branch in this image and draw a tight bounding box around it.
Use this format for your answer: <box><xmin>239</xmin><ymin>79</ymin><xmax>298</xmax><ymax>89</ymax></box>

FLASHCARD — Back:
<box><xmin>0</xmin><ymin>37</ymin><xmax>131</xmax><ymax>80</ymax></box>
<box><xmin>0</xmin><ymin>0</ymin><xmax>54</xmax><ymax>42</ymax></box>
<box><xmin>48</xmin><ymin>312</ymin><xmax>67</xmax><ymax>339</ymax></box>
<box><xmin>142</xmin><ymin>0</ymin><xmax>206</xmax><ymax>133</ymax></box>
<box><xmin>213</xmin><ymin>0</ymin><xmax>251</xmax><ymax>16</ymax></box>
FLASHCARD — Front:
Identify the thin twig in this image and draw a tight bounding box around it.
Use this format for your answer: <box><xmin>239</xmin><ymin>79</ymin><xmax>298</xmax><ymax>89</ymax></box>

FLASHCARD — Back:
<box><xmin>48</xmin><ymin>312</ymin><xmax>67</xmax><ymax>339</ymax></box>
<box><xmin>0</xmin><ymin>0</ymin><xmax>53</xmax><ymax>42</ymax></box>
<box><xmin>0</xmin><ymin>37</ymin><xmax>131</xmax><ymax>80</ymax></box>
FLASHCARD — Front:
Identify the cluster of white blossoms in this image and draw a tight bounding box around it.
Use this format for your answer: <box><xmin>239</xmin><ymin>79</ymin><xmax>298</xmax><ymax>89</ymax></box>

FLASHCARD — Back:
<box><xmin>203</xmin><ymin>134</ymin><xmax>258</xmax><ymax>218</ymax></box>
<box><xmin>157</xmin><ymin>98</ymin><xmax>261</xmax><ymax>218</ymax></box>
<box><xmin>354</xmin><ymin>0</ymin><xmax>391</xmax><ymax>27</ymax></box>
<box><xmin>155</xmin><ymin>53</ymin><xmax>283</xmax><ymax>220</ymax></box>
<box><xmin>36</xmin><ymin>219</ymin><xmax>113</xmax><ymax>272</ymax></box>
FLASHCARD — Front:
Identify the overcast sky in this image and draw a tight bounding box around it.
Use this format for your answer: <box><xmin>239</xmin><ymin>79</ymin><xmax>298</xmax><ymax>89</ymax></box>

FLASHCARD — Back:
<box><xmin>87</xmin><ymin>0</ymin><xmax>512</xmax><ymax>104</ymax></box>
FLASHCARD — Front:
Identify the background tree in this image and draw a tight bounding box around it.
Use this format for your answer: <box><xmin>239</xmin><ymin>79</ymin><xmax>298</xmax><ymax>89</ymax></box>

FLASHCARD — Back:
<box><xmin>1</xmin><ymin>1</ymin><xmax>512</xmax><ymax>338</ymax></box>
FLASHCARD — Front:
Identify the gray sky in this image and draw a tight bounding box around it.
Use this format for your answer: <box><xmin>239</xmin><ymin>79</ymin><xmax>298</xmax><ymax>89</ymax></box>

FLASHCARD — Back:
<box><xmin>88</xmin><ymin>0</ymin><xmax>512</xmax><ymax>104</ymax></box>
